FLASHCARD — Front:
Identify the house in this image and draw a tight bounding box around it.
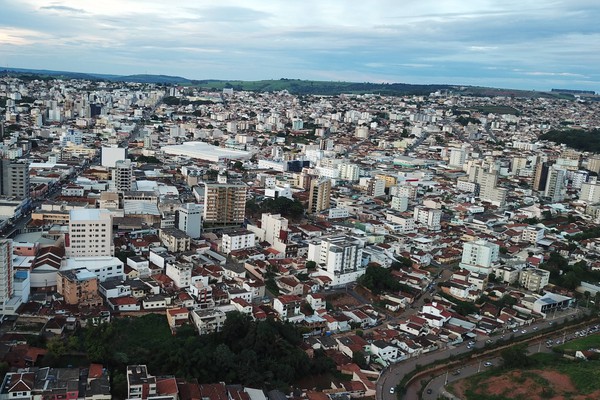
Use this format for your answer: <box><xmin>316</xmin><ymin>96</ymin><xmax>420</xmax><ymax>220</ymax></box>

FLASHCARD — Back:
<box><xmin>273</xmin><ymin>295</ymin><xmax>303</xmax><ymax>323</ymax></box>
<box><xmin>306</xmin><ymin>293</ymin><xmax>326</xmax><ymax>311</ymax></box>
<box><xmin>166</xmin><ymin>307</ymin><xmax>190</xmax><ymax>331</ymax></box>
<box><xmin>369</xmin><ymin>340</ymin><xmax>400</xmax><ymax>365</ymax></box>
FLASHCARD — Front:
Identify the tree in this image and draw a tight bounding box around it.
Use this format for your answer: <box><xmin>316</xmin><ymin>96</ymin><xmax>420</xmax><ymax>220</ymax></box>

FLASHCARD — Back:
<box><xmin>352</xmin><ymin>351</ymin><xmax>368</xmax><ymax>369</ymax></box>
<box><xmin>233</xmin><ymin>161</ymin><xmax>244</xmax><ymax>170</ymax></box>
<box><xmin>501</xmin><ymin>344</ymin><xmax>535</xmax><ymax>369</ymax></box>
<box><xmin>306</xmin><ymin>260</ymin><xmax>316</xmax><ymax>270</ymax></box>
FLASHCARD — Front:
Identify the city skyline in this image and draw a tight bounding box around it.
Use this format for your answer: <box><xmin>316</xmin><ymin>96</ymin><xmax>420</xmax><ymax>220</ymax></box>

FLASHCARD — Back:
<box><xmin>0</xmin><ymin>0</ymin><xmax>599</xmax><ymax>91</ymax></box>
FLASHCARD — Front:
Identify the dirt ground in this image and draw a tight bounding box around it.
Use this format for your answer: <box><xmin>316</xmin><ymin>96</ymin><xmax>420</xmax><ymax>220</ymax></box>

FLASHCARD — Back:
<box><xmin>452</xmin><ymin>369</ymin><xmax>600</xmax><ymax>400</ymax></box>
<box><xmin>326</xmin><ymin>292</ymin><xmax>360</xmax><ymax>308</ymax></box>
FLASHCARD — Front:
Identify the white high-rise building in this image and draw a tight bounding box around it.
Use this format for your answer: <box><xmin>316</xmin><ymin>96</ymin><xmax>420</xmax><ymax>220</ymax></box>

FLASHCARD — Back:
<box><xmin>307</xmin><ymin>235</ymin><xmax>366</xmax><ymax>286</ymax></box>
<box><xmin>459</xmin><ymin>239</ymin><xmax>499</xmax><ymax>273</ymax></box>
<box><xmin>338</xmin><ymin>163</ymin><xmax>360</xmax><ymax>181</ymax></box>
<box><xmin>449</xmin><ymin>147</ymin><xmax>467</xmax><ymax>168</ymax></box>
<box><xmin>544</xmin><ymin>165</ymin><xmax>567</xmax><ymax>203</ymax></box>
<box><xmin>67</xmin><ymin>209</ymin><xmax>114</xmax><ymax>257</ymax></box>
<box><xmin>261</xmin><ymin>213</ymin><xmax>289</xmax><ymax>246</ymax></box>
<box><xmin>391</xmin><ymin>196</ymin><xmax>409</xmax><ymax>212</ymax></box>
<box><xmin>178</xmin><ymin>203</ymin><xmax>203</xmax><ymax>239</ymax></box>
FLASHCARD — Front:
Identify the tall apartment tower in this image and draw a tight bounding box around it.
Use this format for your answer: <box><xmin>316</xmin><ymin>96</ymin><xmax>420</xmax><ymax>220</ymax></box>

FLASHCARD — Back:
<box><xmin>308</xmin><ymin>178</ymin><xmax>331</xmax><ymax>214</ymax></box>
<box><xmin>66</xmin><ymin>209</ymin><xmax>114</xmax><ymax>257</ymax></box>
<box><xmin>178</xmin><ymin>203</ymin><xmax>203</xmax><ymax>238</ymax></box>
<box><xmin>588</xmin><ymin>155</ymin><xmax>600</xmax><ymax>175</ymax></box>
<box><xmin>533</xmin><ymin>161</ymin><xmax>551</xmax><ymax>192</ymax></box>
<box><xmin>0</xmin><ymin>159</ymin><xmax>30</xmax><ymax>199</ymax></box>
<box><xmin>203</xmin><ymin>176</ymin><xmax>247</xmax><ymax>226</ymax></box>
<box><xmin>449</xmin><ymin>147</ymin><xmax>467</xmax><ymax>168</ymax></box>
<box><xmin>112</xmin><ymin>159</ymin><xmax>134</xmax><ymax>192</ymax></box>
<box><xmin>0</xmin><ymin>239</ymin><xmax>13</xmax><ymax>308</ymax></box>
<box><xmin>544</xmin><ymin>165</ymin><xmax>567</xmax><ymax>203</ymax></box>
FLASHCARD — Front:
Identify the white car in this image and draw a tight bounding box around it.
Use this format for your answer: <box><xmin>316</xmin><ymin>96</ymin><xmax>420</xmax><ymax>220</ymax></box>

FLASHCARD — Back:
<box><xmin>389</xmin><ymin>387</ymin><xmax>395</xmax><ymax>394</ymax></box>
<box><xmin>484</xmin><ymin>362</ymin><xmax>493</xmax><ymax>367</ymax></box>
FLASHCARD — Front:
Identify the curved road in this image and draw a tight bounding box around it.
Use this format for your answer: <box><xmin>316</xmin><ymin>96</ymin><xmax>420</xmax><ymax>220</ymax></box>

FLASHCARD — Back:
<box><xmin>376</xmin><ymin>308</ymin><xmax>584</xmax><ymax>400</ymax></box>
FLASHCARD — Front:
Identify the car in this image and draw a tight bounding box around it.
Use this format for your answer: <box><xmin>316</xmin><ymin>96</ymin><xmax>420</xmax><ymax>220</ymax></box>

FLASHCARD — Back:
<box><xmin>426</xmin><ymin>388</ymin><xmax>432</xmax><ymax>394</ymax></box>
<box><xmin>521</xmin><ymin>330</ymin><xmax>527</xmax><ymax>334</ymax></box>
<box><xmin>486</xmin><ymin>339</ymin><xmax>493</xmax><ymax>344</ymax></box>
<box><xmin>452</xmin><ymin>369</ymin><xmax>461</xmax><ymax>375</ymax></box>
<box><xmin>467</xmin><ymin>345</ymin><xmax>474</xmax><ymax>349</ymax></box>
<box><xmin>468</xmin><ymin>341</ymin><xmax>475</xmax><ymax>345</ymax></box>
<box><xmin>484</xmin><ymin>362</ymin><xmax>493</xmax><ymax>367</ymax></box>
<box><xmin>389</xmin><ymin>387</ymin><xmax>395</xmax><ymax>394</ymax></box>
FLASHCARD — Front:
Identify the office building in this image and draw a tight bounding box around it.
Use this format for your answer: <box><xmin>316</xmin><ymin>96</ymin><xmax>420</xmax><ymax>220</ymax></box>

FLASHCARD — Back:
<box><xmin>203</xmin><ymin>176</ymin><xmax>247</xmax><ymax>225</ymax></box>
<box><xmin>66</xmin><ymin>209</ymin><xmax>114</xmax><ymax>257</ymax></box>
<box><xmin>308</xmin><ymin>178</ymin><xmax>331</xmax><ymax>214</ymax></box>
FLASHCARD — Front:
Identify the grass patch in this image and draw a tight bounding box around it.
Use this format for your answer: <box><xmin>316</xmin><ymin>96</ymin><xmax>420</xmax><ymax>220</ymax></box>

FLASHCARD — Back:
<box><xmin>555</xmin><ymin>333</ymin><xmax>600</xmax><ymax>353</ymax></box>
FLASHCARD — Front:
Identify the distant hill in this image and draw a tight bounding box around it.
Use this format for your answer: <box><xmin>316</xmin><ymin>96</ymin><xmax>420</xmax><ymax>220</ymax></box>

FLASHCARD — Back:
<box><xmin>0</xmin><ymin>66</ymin><xmax>581</xmax><ymax>98</ymax></box>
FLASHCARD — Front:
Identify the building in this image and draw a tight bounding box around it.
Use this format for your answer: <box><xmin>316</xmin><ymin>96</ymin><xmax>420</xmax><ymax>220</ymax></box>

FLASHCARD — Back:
<box><xmin>308</xmin><ymin>178</ymin><xmax>331</xmax><ymax>214</ymax></box>
<box><xmin>519</xmin><ymin>268</ymin><xmax>550</xmax><ymax>292</ymax></box>
<box><xmin>101</xmin><ymin>146</ymin><xmax>127</xmax><ymax>168</ymax></box>
<box><xmin>449</xmin><ymin>147</ymin><xmax>467</xmax><ymax>168</ymax></box>
<box><xmin>273</xmin><ymin>295</ymin><xmax>303</xmax><ymax>322</ymax></box>
<box><xmin>159</xmin><ymin>228</ymin><xmax>191</xmax><ymax>253</ymax></box>
<box><xmin>0</xmin><ymin>159</ymin><xmax>30</xmax><ymax>199</ymax></box>
<box><xmin>459</xmin><ymin>239</ymin><xmax>499</xmax><ymax>273</ymax></box>
<box><xmin>222</xmin><ymin>230</ymin><xmax>255</xmax><ymax>254</ymax></box>
<box><xmin>588</xmin><ymin>155</ymin><xmax>600</xmax><ymax>175</ymax></box>
<box><xmin>544</xmin><ymin>165</ymin><xmax>567</xmax><ymax>203</ymax></box>
<box><xmin>338</xmin><ymin>163</ymin><xmax>360</xmax><ymax>181</ymax></box>
<box><xmin>66</xmin><ymin>209</ymin><xmax>114</xmax><ymax>257</ymax></box>
<box><xmin>580</xmin><ymin>180</ymin><xmax>600</xmax><ymax>204</ymax></box>
<box><xmin>308</xmin><ymin>235</ymin><xmax>366</xmax><ymax>286</ymax></box>
<box><xmin>0</xmin><ymin>240</ymin><xmax>14</xmax><ymax>313</ymax></box>
<box><xmin>533</xmin><ymin>161</ymin><xmax>551</xmax><ymax>192</ymax></box>
<box><xmin>391</xmin><ymin>196</ymin><xmax>409</xmax><ymax>212</ymax></box>
<box><xmin>177</xmin><ymin>203</ymin><xmax>202</xmax><ymax>239</ymax></box>
<box><xmin>262</xmin><ymin>213</ymin><xmax>288</xmax><ymax>246</ymax></box>
<box><xmin>203</xmin><ymin>176</ymin><xmax>247</xmax><ymax>226</ymax></box>
<box><xmin>165</xmin><ymin>262</ymin><xmax>192</xmax><ymax>289</ymax></box>
<box><xmin>126</xmin><ymin>365</ymin><xmax>156</xmax><ymax>400</ymax></box>
<box><xmin>366</xmin><ymin>178</ymin><xmax>385</xmax><ymax>197</ymax></box>
<box><xmin>521</xmin><ymin>226</ymin><xmax>545</xmax><ymax>244</ymax></box>
<box><xmin>62</xmin><ymin>257</ymin><xmax>125</xmax><ymax>282</ymax></box>
<box><xmin>413</xmin><ymin>206</ymin><xmax>442</xmax><ymax>230</ymax></box>
<box><xmin>57</xmin><ymin>268</ymin><xmax>103</xmax><ymax>306</ymax></box>
<box><xmin>112</xmin><ymin>159</ymin><xmax>134</xmax><ymax>192</ymax></box>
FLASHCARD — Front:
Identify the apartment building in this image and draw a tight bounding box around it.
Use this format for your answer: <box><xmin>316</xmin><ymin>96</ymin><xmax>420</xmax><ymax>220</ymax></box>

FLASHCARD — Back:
<box><xmin>57</xmin><ymin>269</ymin><xmax>103</xmax><ymax>306</ymax></box>
<box><xmin>66</xmin><ymin>209</ymin><xmax>113</xmax><ymax>257</ymax></box>
<box><xmin>203</xmin><ymin>177</ymin><xmax>246</xmax><ymax>225</ymax></box>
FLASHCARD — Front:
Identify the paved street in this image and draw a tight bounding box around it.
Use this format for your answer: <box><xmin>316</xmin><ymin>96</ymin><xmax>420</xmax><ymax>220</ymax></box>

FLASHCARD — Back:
<box><xmin>377</xmin><ymin>307</ymin><xmax>584</xmax><ymax>400</ymax></box>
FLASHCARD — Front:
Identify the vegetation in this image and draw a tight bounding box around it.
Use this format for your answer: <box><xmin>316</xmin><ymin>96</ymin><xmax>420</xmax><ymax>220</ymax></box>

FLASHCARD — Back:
<box><xmin>455</xmin><ymin>115</ymin><xmax>481</xmax><ymax>126</ymax></box>
<box><xmin>136</xmin><ymin>155</ymin><xmax>161</xmax><ymax>164</ymax></box>
<box><xmin>540</xmin><ymin>128</ymin><xmax>600</xmax><ymax>153</ymax></box>
<box><xmin>554</xmin><ymin>333</ymin><xmax>600</xmax><ymax>353</ymax></box>
<box><xmin>358</xmin><ymin>265</ymin><xmax>414</xmax><ymax>295</ymax></box>
<box><xmin>246</xmin><ymin>197</ymin><xmax>305</xmax><ymax>220</ymax></box>
<box><xmin>540</xmin><ymin>253</ymin><xmax>600</xmax><ymax>290</ymax></box>
<box><xmin>78</xmin><ymin>313</ymin><xmax>333</xmax><ymax>391</ymax></box>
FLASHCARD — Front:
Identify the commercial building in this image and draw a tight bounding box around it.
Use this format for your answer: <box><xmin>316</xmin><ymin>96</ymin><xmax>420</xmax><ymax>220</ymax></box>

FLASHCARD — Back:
<box><xmin>162</xmin><ymin>141</ymin><xmax>250</xmax><ymax>163</ymax></box>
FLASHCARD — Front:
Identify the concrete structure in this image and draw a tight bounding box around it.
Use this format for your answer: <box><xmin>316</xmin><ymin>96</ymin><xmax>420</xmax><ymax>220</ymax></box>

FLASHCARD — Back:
<box><xmin>308</xmin><ymin>178</ymin><xmax>331</xmax><ymax>214</ymax></box>
<box><xmin>112</xmin><ymin>159</ymin><xmax>134</xmax><ymax>192</ymax></box>
<box><xmin>544</xmin><ymin>165</ymin><xmax>567</xmax><ymax>203</ymax></box>
<box><xmin>203</xmin><ymin>178</ymin><xmax>247</xmax><ymax>226</ymax></box>
<box><xmin>66</xmin><ymin>209</ymin><xmax>114</xmax><ymax>257</ymax></box>
<box><xmin>57</xmin><ymin>268</ymin><xmax>103</xmax><ymax>306</ymax></box>
<box><xmin>101</xmin><ymin>146</ymin><xmax>126</xmax><ymax>168</ymax></box>
<box><xmin>413</xmin><ymin>206</ymin><xmax>442</xmax><ymax>230</ymax></box>
<box><xmin>308</xmin><ymin>235</ymin><xmax>366</xmax><ymax>287</ymax></box>
<box><xmin>459</xmin><ymin>239</ymin><xmax>499</xmax><ymax>273</ymax></box>
<box><xmin>159</xmin><ymin>228</ymin><xmax>191</xmax><ymax>253</ymax></box>
<box><xmin>62</xmin><ymin>257</ymin><xmax>125</xmax><ymax>282</ymax></box>
<box><xmin>177</xmin><ymin>203</ymin><xmax>202</xmax><ymax>239</ymax></box>
<box><xmin>580</xmin><ymin>181</ymin><xmax>600</xmax><ymax>204</ymax></box>
<box><xmin>162</xmin><ymin>141</ymin><xmax>250</xmax><ymax>163</ymax></box>
<box><xmin>519</xmin><ymin>268</ymin><xmax>550</xmax><ymax>292</ymax></box>
<box><xmin>222</xmin><ymin>230</ymin><xmax>255</xmax><ymax>254</ymax></box>
<box><xmin>0</xmin><ymin>159</ymin><xmax>30</xmax><ymax>200</ymax></box>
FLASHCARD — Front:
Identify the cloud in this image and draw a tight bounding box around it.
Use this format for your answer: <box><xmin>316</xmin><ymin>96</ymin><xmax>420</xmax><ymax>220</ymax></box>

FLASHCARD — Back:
<box><xmin>40</xmin><ymin>5</ymin><xmax>87</xmax><ymax>14</ymax></box>
<box><xmin>0</xmin><ymin>0</ymin><xmax>598</xmax><ymax>91</ymax></box>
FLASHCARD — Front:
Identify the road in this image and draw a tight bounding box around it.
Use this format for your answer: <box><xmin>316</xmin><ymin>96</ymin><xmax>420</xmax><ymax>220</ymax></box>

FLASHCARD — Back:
<box><xmin>376</xmin><ymin>307</ymin><xmax>584</xmax><ymax>400</ymax></box>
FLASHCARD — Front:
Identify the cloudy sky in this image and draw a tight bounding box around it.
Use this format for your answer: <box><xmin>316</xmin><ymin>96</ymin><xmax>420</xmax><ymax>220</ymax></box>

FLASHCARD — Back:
<box><xmin>1</xmin><ymin>0</ymin><xmax>599</xmax><ymax>91</ymax></box>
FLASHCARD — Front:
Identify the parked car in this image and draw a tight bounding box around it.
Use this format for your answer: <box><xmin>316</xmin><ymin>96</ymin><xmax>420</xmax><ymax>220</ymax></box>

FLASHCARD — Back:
<box><xmin>389</xmin><ymin>387</ymin><xmax>395</xmax><ymax>394</ymax></box>
<box><xmin>484</xmin><ymin>362</ymin><xmax>493</xmax><ymax>367</ymax></box>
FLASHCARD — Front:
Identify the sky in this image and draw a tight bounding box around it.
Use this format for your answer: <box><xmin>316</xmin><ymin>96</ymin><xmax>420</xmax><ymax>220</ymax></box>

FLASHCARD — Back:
<box><xmin>0</xmin><ymin>0</ymin><xmax>599</xmax><ymax>92</ymax></box>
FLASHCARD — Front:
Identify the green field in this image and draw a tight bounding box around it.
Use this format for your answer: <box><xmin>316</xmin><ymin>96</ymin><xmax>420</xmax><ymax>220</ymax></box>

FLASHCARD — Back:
<box><xmin>555</xmin><ymin>333</ymin><xmax>600</xmax><ymax>353</ymax></box>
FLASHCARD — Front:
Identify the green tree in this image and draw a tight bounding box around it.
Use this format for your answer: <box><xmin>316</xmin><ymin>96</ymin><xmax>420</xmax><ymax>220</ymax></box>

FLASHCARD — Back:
<box><xmin>501</xmin><ymin>344</ymin><xmax>536</xmax><ymax>369</ymax></box>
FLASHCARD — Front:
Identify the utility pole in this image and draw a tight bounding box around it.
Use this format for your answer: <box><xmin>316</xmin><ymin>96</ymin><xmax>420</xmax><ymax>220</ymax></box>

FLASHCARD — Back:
<box><xmin>444</xmin><ymin>369</ymin><xmax>449</xmax><ymax>385</ymax></box>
